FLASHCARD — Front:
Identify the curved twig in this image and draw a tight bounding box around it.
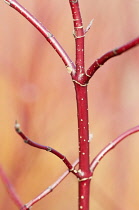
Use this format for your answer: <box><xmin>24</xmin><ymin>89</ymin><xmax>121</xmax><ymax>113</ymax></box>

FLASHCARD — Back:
<box><xmin>90</xmin><ymin>125</ymin><xmax>139</xmax><ymax>173</ymax></box>
<box><xmin>4</xmin><ymin>0</ymin><xmax>76</xmax><ymax>74</ymax></box>
<box><xmin>15</xmin><ymin>121</ymin><xmax>79</xmax><ymax>177</ymax></box>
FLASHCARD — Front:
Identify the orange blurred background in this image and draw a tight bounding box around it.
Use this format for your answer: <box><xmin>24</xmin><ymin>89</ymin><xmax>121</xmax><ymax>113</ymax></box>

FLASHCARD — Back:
<box><xmin>0</xmin><ymin>0</ymin><xmax>139</xmax><ymax>209</ymax></box>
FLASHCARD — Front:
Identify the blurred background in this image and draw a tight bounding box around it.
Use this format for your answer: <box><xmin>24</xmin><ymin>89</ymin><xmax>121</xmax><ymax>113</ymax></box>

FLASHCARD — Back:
<box><xmin>0</xmin><ymin>0</ymin><xmax>139</xmax><ymax>209</ymax></box>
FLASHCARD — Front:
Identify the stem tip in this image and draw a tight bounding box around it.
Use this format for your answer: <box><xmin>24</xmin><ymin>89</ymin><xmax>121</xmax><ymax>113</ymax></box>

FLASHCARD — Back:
<box><xmin>15</xmin><ymin>121</ymin><xmax>21</xmax><ymax>133</ymax></box>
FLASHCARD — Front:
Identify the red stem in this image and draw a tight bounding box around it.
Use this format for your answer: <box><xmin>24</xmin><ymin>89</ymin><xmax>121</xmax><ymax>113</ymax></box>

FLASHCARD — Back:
<box><xmin>15</xmin><ymin>122</ymin><xmax>79</xmax><ymax>177</ymax></box>
<box><xmin>4</xmin><ymin>0</ymin><xmax>76</xmax><ymax>73</ymax></box>
<box><xmin>69</xmin><ymin>0</ymin><xmax>85</xmax><ymax>81</ymax></box>
<box><xmin>85</xmin><ymin>37</ymin><xmax>139</xmax><ymax>80</ymax></box>
<box><xmin>74</xmin><ymin>83</ymin><xmax>92</xmax><ymax>210</ymax></box>
<box><xmin>0</xmin><ymin>165</ymin><xmax>23</xmax><ymax>209</ymax></box>
<box><xmin>90</xmin><ymin>125</ymin><xmax>139</xmax><ymax>173</ymax></box>
<box><xmin>69</xmin><ymin>1</ymin><xmax>92</xmax><ymax>210</ymax></box>
<box><xmin>74</xmin><ymin>85</ymin><xmax>90</xmax><ymax>173</ymax></box>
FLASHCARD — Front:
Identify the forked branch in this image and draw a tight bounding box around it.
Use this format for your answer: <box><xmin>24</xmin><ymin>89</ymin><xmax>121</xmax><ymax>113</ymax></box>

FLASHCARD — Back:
<box><xmin>90</xmin><ymin>125</ymin><xmax>139</xmax><ymax>173</ymax></box>
<box><xmin>15</xmin><ymin>122</ymin><xmax>79</xmax><ymax>177</ymax></box>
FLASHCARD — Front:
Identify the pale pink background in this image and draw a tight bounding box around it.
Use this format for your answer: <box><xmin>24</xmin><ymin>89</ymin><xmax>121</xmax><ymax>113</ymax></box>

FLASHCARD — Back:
<box><xmin>0</xmin><ymin>0</ymin><xmax>139</xmax><ymax>209</ymax></box>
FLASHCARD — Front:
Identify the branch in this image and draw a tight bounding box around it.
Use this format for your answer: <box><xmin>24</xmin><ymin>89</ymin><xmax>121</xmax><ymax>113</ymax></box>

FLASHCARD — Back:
<box><xmin>15</xmin><ymin>121</ymin><xmax>79</xmax><ymax>177</ymax></box>
<box><xmin>0</xmin><ymin>165</ymin><xmax>24</xmax><ymax>209</ymax></box>
<box><xmin>90</xmin><ymin>125</ymin><xmax>139</xmax><ymax>173</ymax></box>
<box><xmin>86</xmin><ymin>37</ymin><xmax>139</xmax><ymax>79</ymax></box>
<box><xmin>4</xmin><ymin>0</ymin><xmax>76</xmax><ymax>74</ymax></box>
<box><xmin>23</xmin><ymin>159</ymin><xmax>79</xmax><ymax>209</ymax></box>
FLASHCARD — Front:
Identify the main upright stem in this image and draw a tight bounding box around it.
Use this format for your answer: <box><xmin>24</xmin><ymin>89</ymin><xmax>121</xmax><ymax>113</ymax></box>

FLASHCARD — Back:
<box><xmin>69</xmin><ymin>1</ymin><xmax>92</xmax><ymax>209</ymax></box>
<box><xmin>74</xmin><ymin>83</ymin><xmax>91</xmax><ymax>210</ymax></box>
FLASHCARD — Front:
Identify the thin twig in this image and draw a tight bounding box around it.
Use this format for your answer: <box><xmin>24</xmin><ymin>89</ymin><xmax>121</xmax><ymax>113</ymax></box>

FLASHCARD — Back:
<box><xmin>0</xmin><ymin>165</ymin><xmax>23</xmax><ymax>208</ymax></box>
<box><xmin>90</xmin><ymin>125</ymin><xmax>139</xmax><ymax>173</ymax></box>
<box><xmin>4</xmin><ymin>0</ymin><xmax>76</xmax><ymax>74</ymax></box>
<box><xmin>86</xmin><ymin>37</ymin><xmax>139</xmax><ymax>79</ymax></box>
<box><xmin>15</xmin><ymin>121</ymin><xmax>79</xmax><ymax>177</ymax></box>
<box><xmin>23</xmin><ymin>159</ymin><xmax>79</xmax><ymax>209</ymax></box>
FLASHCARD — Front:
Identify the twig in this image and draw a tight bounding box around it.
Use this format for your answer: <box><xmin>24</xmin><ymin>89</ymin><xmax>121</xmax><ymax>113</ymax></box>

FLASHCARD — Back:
<box><xmin>0</xmin><ymin>165</ymin><xmax>23</xmax><ymax>208</ymax></box>
<box><xmin>90</xmin><ymin>125</ymin><xmax>139</xmax><ymax>173</ymax></box>
<box><xmin>15</xmin><ymin>121</ymin><xmax>79</xmax><ymax>177</ymax></box>
<box><xmin>23</xmin><ymin>159</ymin><xmax>79</xmax><ymax>209</ymax></box>
<box><xmin>86</xmin><ymin>37</ymin><xmax>139</xmax><ymax>79</ymax></box>
<box><xmin>4</xmin><ymin>0</ymin><xmax>76</xmax><ymax>74</ymax></box>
